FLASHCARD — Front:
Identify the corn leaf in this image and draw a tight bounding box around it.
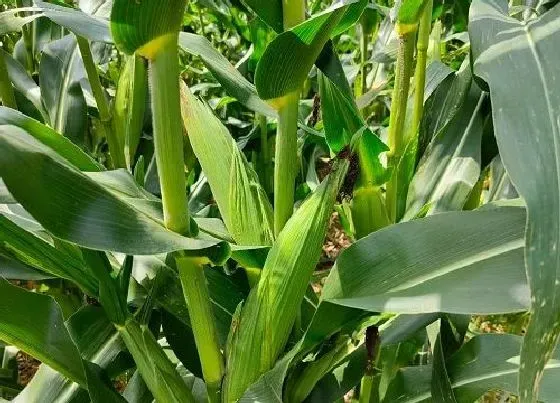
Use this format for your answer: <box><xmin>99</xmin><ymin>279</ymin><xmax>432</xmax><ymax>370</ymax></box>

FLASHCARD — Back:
<box><xmin>255</xmin><ymin>3</ymin><xmax>350</xmax><ymax>101</ymax></box>
<box><xmin>0</xmin><ymin>48</ymin><xmax>45</xmax><ymax>119</ymax></box>
<box><xmin>117</xmin><ymin>319</ymin><xmax>195</xmax><ymax>403</ymax></box>
<box><xmin>0</xmin><ymin>7</ymin><xmax>41</xmax><ymax>35</ymax></box>
<box><xmin>0</xmin><ymin>107</ymin><xmax>101</xmax><ymax>171</ymax></box>
<box><xmin>470</xmin><ymin>0</ymin><xmax>560</xmax><ymax>400</ymax></box>
<box><xmin>223</xmin><ymin>159</ymin><xmax>349</xmax><ymax>401</ymax></box>
<box><xmin>178</xmin><ymin>33</ymin><xmax>276</xmax><ymax>117</ymax></box>
<box><xmin>14</xmin><ymin>305</ymin><xmax>126</xmax><ymax>403</ymax></box>
<box><xmin>241</xmin><ymin>0</ymin><xmax>283</xmax><ymax>32</ymax></box>
<box><xmin>39</xmin><ymin>35</ymin><xmax>88</xmax><ymax>147</ymax></box>
<box><xmin>110</xmin><ymin>0</ymin><xmax>186</xmax><ymax>54</ymax></box>
<box><xmin>0</xmin><ymin>125</ymin><xmax>225</xmax><ymax>255</ymax></box>
<box><xmin>404</xmin><ymin>63</ymin><xmax>487</xmax><ymax>219</ymax></box>
<box><xmin>180</xmin><ymin>83</ymin><xmax>274</xmax><ymax>246</ymax></box>
<box><xmin>397</xmin><ymin>0</ymin><xmax>430</xmax><ymax>25</ymax></box>
<box><xmin>322</xmin><ymin>206</ymin><xmax>529</xmax><ymax>314</ymax></box>
<box><xmin>0</xmin><ymin>279</ymin><xmax>86</xmax><ymax>387</ymax></box>
<box><xmin>0</xmin><ymin>214</ymin><xmax>98</xmax><ymax>295</ymax></box>
<box><xmin>384</xmin><ymin>334</ymin><xmax>560</xmax><ymax>402</ymax></box>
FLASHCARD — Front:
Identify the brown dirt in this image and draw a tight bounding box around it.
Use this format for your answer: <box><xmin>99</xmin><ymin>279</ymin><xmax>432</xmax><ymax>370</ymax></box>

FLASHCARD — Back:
<box><xmin>15</xmin><ymin>351</ymin><xmax>40</xmax><ymax>386</ymax></box>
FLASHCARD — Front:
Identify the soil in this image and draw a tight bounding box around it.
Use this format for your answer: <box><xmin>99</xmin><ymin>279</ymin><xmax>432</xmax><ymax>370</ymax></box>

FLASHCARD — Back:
<box><xmin>15</xmin><ymin>351</ymin><xmax>40</xmax><ymax>386</ymax></box>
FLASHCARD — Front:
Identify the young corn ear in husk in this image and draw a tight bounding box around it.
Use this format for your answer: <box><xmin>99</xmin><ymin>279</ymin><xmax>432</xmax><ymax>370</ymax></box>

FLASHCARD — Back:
<box><xmin>223</xmin><ymin>158</ymin><xmax>349</xmax><ymax>402</ymax></box>
<box><xmin>180</xmin><ymin>82</ymin><xmax>274</xmax><ymax>246</ymax></box>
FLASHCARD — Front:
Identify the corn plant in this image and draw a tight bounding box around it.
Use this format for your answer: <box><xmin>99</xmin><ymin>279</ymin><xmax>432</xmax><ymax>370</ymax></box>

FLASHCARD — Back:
<box><xmin>0</xmin><ymin>0</ymin><xmax>560</xmax><ymax>402</ymax></box>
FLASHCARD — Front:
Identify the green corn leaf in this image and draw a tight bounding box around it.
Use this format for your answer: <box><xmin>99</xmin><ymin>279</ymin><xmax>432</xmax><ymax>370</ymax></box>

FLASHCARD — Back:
<box><xmin>122</xmin><ymin>371</ymin><xmax>153</xmax><ymax>403</ymax></box>
<box><xmin>223</xmin><ymin>158</ymin><xmax>349</xmax><ymax>402</ymax></box>
<box><xmin>241</xmin><ymin>0</ymin><xmax>283</xmax><ymax>33</ymax></box>
<box><xmin>397</xmin><ymin>0</ymin><xmax>430</xmax><ymax>26</ymax></box>
<box><xmin>15</xmin><ymin>305</ymin><xmax>126</xmax><ymax>403</ymax></box>
<box><xmin>39</xmin><ymin>35</ymin><xmax>88</xmax><ymax>147</ymax></box>
<box><xmin>322</xmin><ymin>206</ymin><xmax>529</xmax><ymax>314</ymax></box>
<box><xmin>0</xmin><ymin>279</ymin><xmax>86</xmax><ymax>387</ymax></box>
<box><xmin>0</xmin><ymin>7</ymin><xmax>41</xmax><ymax>35</ymax></box>
<box><xmin>384</xmin><ymin>334</ymin><xmax>560</xmax><ymax>402</ymax></box>
<box><xmin>255</xmin><ymin>3</ymin><xmax>350</xmax><ymax>102</ymax></box>
<box><xmin>0</xmin><ymin>107</ymin><xmax>102</xmax><ymax>171</ymax></box>
<box><xmin>0</xmin><ymin>125</ymin><xmax>225</xmax><ymax>255</ymax></box>
<box><xmin>2</xmin><ymin>2</ymin><xmax>114</xmax><ymax>43</ymax></box>
<box><xmin>470</xmin><ymin>1</ymin><xmax>560</xmax><ymax>400</ymax></box>
<box><xmin>0</xmin><ymin>214</ymin><xmax>98</xmax><ymax>295</ymax></box>
<box><xmin>428</xmin><ymin>319</ymin><xmax>457</xmax><ymax>402</ymax></box>
<box><xmin>180</xmin><ymin>83</ymin><xmax>274</xmax><ymax>246</ymax></box>
<box><xmin>113</xmin><ymin>54</ymin><xmax>147</xmax><ymax>169</ymax></box>
<box><xmin>110</xmin><ymin>0</ymin><xmax>187</xmax><ymax>55</ymax></box>
<box><xmin>404</xmin><ymin>64</ymin><xmax>487</xmax><ymax>220</ymax></box>
<box><xmin>0</xmin><ymin>48</ymin><xmax>46</xmax><ymax>119</ymax></box>
<box><xmin>178</xmin><ymin>33</ymin><xmax>276</xmax><ymax>117</ymax></box>
<box><xmin>117</xmin><ymin>318</ymin><xmax>195</xmax><ymax>403</ymax></box>
<box><xmin>35</xmin><ymin>1</ymin><xmax>112</xmax><ymax>43</ymax></box>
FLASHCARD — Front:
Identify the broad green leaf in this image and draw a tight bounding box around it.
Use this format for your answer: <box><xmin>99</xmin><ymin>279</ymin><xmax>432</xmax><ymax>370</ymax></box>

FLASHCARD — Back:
<box><xmin>180</xmin><ymin>83</ymin><xmax>274</xmax><ymax>246</ymax></box>
<box><xmin>122</xmin><ymin>371</ymin><xmax>153</xmax><ymax>403</ymax></box>
<box><xmin>0</xmin><ymin>255</ymin><xmax>54</xmax><ymax>281</ymax></box>
<box><xmin>178</xmin><ymin>33</ymin><xmax>276</xmax><ymax>117</ymax></box>
<box><xmin>306</xmin><ymin>314</ymin><xmax>436</xmax><ymax>402</ymax></box>
<box><xmin>117</xmin><ymin>319</ymin><xmax>195</xmax><ymax>403</ymax></box>
<box><xmin>0</xmin><ymin>279</ymin><xmax>86</xmax><ymax>387</ymax></box>
<box><xmin>404</xmin><ymin>66</ymin><xmax>487</xmax><ymax>219</ymax></box>
<box><xmin>241</xmin><ymin>0</ymin><xmax>283</xmax><ymax>33</ymax></box>
<box><xmin>398</xmin><ymin>0</ymin><xmax>430</xmax><ymax>25</ymax></box>
<box><xmin>322</xmin><ymin>206</ymin><xmax>529</xmax><ymax>314</ymax></box>
<box><xmin>0</xmin><ymin>107</ymin><xmax>101</xmax><ymax>171</ymax></box>
<box><xmin>39</xmin><ymin>35</ymin><xmax>88</xmax><ymax>147</ymax></box>
<box><xmin>16</xmin><ymin>305</ymin><xmax>130</xmax><ymax>403</ymax></box>
<box><xmin>470</xmin><ymin>0</ymin><xmax>560</xmax><ymax>400</ymax></box>
<box><xmin>35</xmin><ymin>1</ymin><xmax>112</xmax><ymax>43</ymax></box>
<box><xmin>110</xmin><ymin>0</ymin><xmax>186</xmax><ymax>55</ymax></box>
<box><xmin>0</xmin><ymin>126</ymin><xmax>224</xmax><ymax>255</ymax></box>
<box><xmin>385</xmin><ymin>334</ymin><xmax>560</xmax><ymax>403</ymax></box>
<box><xmin>224</xmin><ymin>159</ymin><xmax>349</xmax><ymax>402</ymax></box>
<box><xmin>0</xmin><ymin>48</ymin><xmax>45</xmax><ymax>119</ymax></box>
<box><xmin>0</xmin><ymin>7</ymin><xmax>40</xmax><ymax>35</ymax></box>
<box><xmin>2</xmin><ymin>2</ymin><xmax>114</xmax><ymax>43</ymax></box>
<box><xmin>331</xmin><ymin>0</ymin><xmax>369</xmax><ymax>37</ymax></box>
<box><xmin>484</xmin><ymin>155</ymin><xmax>518</xmax><ymax>203</ymax></box>
<box><xmin>255</xmin><ymin>3</ymin><xmax>349</xmax><ymax>101</ymax></box>
<box><xmin>0</xmin><ymin>214</ymin><xmax>98</xmax><ymax>295</ymax></box>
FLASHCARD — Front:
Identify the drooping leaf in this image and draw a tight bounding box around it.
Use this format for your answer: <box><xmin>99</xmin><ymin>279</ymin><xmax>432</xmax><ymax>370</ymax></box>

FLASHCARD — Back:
<box><xmin>0</xmin><ymin>7</ymin><xmax>40</xmax><ymax>35</ymax></box>
<box><xmin>39</xmin><ymin>35</ymin><xmax>88</xmax><ymax>147</ymax></box>
<box><xmin>0</xmin><ymin>214</ymin><xmax>98</xmax><ymax>295</ymax></box>
<box><xmin>180</xmin><ymin>83</ymin><xmax>274</xmax><ymax>246</ymax></box>
<box><xmin>322</xmin><ymin>206</ymin><xmax>529</xmax><ymax>314</ymax></box>
<box><xmin>255</xmin><ymin>3</ymin><xmax>349</xmax><ymax>101</ymax></box>
<box><xmin>470</xmin><ymin>0</ymin><xmax>560</xmax><ymax>400</ymax></box>
<box><xmin>384</xmin><ymin>334</ymin><xmax>560</xmax><ymax>403</ymax></box>
<box><xmin>0</xmin><ymin>126</ymin><xmax>225</xmax><ymax>255</ymax></box>
<box><xmin>0</xmin><ymin>279</ymin><xmax>86</xmax><ymax>387</ymax></box>
<box><xmin>0</xmin><ymin>108</ymin><xmax>101</xmax><ymax>171</ymax></box>
<box><xmin>0</xmin><ymin>48</ymin><xmax>45</xmax><ymax>119</ymax></box>
<box><xmin>178</xmin><ymin>33</ymin><xmax>276</xmax><ymax>117</ymax></box>
<box><xmin>34</xmin><ymin>1</ymin><xmax>112</xmax><ymax>43</ymax></box>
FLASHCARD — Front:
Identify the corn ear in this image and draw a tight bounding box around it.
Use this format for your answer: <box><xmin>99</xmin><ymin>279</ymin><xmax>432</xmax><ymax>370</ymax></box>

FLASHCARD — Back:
<box><xmin>223</xmin><ymin>158</ymin><xmax>349</xmax><ymax>402</ymax></box>
<box><xmin>113</xmin><ymin>54</ymin><xmax>147</xmax><ymax>169</ymax></box>
<box><xmin>180</xmin><ymin>82</ymin><xmax>274</xmax><ymax>246</ymax></box>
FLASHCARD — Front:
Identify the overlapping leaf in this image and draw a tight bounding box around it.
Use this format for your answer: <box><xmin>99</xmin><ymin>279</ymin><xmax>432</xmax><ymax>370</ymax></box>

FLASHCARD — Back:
<box><xmin>323</xmin><ymin>206</ymin><xmax>529</xmax><ymax>314</ymax></box>
<box><xmin>470</xmin><ymin>0</ymin><xmax>560</xmax><ymax>400</ymax></box>
<box><xmin>0</xmin><ymin>125</ymin><xmax>224</xmax><ymax>255</ymax></box>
